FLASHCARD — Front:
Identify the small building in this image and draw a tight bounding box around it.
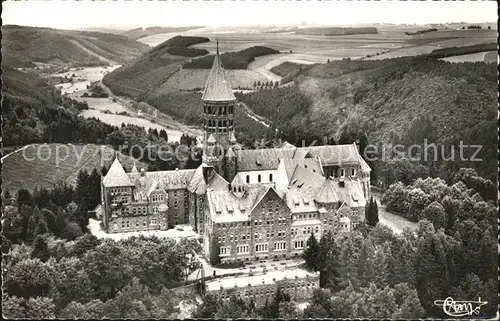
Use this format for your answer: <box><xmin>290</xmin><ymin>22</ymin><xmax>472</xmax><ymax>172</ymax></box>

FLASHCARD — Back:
<box><xmin>204</xmin><ymin>268</ymin><xmax>319</xmax><ymax>305</ymax></box>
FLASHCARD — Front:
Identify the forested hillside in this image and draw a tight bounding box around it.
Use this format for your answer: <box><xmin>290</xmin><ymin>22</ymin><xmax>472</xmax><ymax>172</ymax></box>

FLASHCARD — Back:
<box><xmin>2</xmin><ymin>25</ymin><xmax>149</xmax><ymax>67</ymax></box>
<box><xmin>102</xmin><ymin>36</ymin><xmax>209</xmax><ymax>99</ymax></box>
<box><xmin>238</xmin><ymin>57</ymin><xmax>497</xmax><ymax>182</ymax></box>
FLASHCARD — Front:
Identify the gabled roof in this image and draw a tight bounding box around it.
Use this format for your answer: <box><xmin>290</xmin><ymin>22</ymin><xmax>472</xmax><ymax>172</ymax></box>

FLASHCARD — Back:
<box><xmin>230</xmin><ymin>132</ymin><xmax>237</xmax><ymax>143</ymax></box>
<box><xmin>187</xmin><ymin>164</ymin><xmax>209</xmax><ymax>195</ymax></box>
<box><xmin>103</xmin><ymin>157</ymin><xmax>133</xmax><ymax>187</ymax></box>
<box><xmin>293</xmin><ymin>143</ymin><xmax>360</xmax><ymax>166</ymax></box>
<box><xmin>207</xmin><ymin>134</ymin><xmax>216</xmax><ymax>144</ymax></box>
<box><xmin>202</xmin><ymin>52</ymin><xmax>236</xmax><ymax>102</ymax></box>
<box><xmin>315</xmin><ymin>179</ymin><xmax>340</xmax><ymax>204</ymax></box>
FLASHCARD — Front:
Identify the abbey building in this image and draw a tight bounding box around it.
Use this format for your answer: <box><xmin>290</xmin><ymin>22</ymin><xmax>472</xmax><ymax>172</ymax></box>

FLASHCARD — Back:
<box><xmin>100</xmin><ymin>46</ymin><xmax>371</xmax><ymax>263</ymax></box>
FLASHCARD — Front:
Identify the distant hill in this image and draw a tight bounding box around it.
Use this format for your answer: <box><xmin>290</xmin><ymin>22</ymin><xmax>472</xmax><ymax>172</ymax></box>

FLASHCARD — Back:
<box><xmin>121</xmin><ymin>26</ymin><xmax>204</xmax><ymax>40</ymax></box>
<box><xmin>294</xmin><ymin>27</ymin><xmax>378</xmax><ymax>36</ymax></box>
<box><xmin>102</xmin><ymin>36</ymin><xmax>210</xmax><ymax>98</ymax></box>
<box><xmin>1</xmin><ymin>144</ymin><xmax>146</xmax><ymax>193</ymax></box>
<box><xmin>237</xmin><ymin>57</ymin><xmax>497</xmax><ymax>181</ymax></box>
<box><xmin>2</xmin><ymin>25</ymin><xmax>149</xmax><ymax>68</ymax></box>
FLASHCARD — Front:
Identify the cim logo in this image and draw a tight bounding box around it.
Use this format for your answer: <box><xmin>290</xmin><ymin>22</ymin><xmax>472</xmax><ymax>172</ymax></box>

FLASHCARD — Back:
<box><xmin>434</xmin><ymin>297</ymin><xmax>488</xmax><ymax>317</ymax></box>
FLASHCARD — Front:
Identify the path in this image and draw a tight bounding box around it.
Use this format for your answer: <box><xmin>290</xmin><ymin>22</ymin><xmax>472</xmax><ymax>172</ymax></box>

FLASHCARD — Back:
<box><xmin>372</xmin><ymin>192</ymin><xmax>418</xmax><ymax>234</ymax></box>
<box><xmin>69</xmin><ymin>40</ymin><xmax>118</xmax><ymax>65</ymax></box>
<box><xmin>1</xmin><ymin>144</ymin><xmax>33</xmax><ymax>161</ymax></box>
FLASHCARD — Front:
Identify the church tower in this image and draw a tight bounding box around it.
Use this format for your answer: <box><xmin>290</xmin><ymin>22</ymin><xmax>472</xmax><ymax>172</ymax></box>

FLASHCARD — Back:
<box><xmin>202</xmin><ymin>39</ymin><xmax>238</xmax><ymax>181</ymax></box>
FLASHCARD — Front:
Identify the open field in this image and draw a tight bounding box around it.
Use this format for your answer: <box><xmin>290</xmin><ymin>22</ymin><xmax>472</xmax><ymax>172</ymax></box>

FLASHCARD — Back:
<box><xmin>1</xmin><ymin>144</ymin><xmax>144</xmax><ymax>193</ymax></box>
<box><xmin>157</xmin><ymin>69</ymin><xmax>269</xmax><ymax>92</ymax></box>
<box><xmin>138</xmin><ymin>27</ymin><xmax>495</xmax><ymax>85</ymax></box>
<box><xmin>441</xmin><ymin>51</ymin><xmax>497</xmax><ymax>63</ymax></box>
<box><xmin>52</xmin><ymin>65</ymin><xmax>120</xmax><ymax>94</ymax></box>
<box><xmin>79</xmin><ymin>110</ymin><xmax>184</xmax><ymax>141</ymax></box>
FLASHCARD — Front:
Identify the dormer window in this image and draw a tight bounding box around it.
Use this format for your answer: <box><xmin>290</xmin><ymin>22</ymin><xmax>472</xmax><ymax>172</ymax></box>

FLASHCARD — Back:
<box><xmin>352</xmin><ymin>168</ymin><xmax>356</xmax><ymax>176</ymax></box>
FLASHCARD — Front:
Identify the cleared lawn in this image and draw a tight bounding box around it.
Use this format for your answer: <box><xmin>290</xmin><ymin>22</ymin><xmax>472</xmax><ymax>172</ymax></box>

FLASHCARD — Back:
<box><xmin>1</xmin><ymin>144</ymin><xmax>144</xmax><ymax>193</ymax></box>
<box><xmin>80</xmin><ymin>110</ymin><xmax>184</xmax><ymax>142</ymax></box>
<box><xmin>441</xmin><ymin>51</ymin><xmax>496</xmax><ymax>63</ymax></box>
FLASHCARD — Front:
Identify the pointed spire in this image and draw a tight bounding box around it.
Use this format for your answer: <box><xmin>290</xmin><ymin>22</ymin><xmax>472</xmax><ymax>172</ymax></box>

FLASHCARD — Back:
<box><xmin>130</xmin><ymin>161</ymin><xmax>138</xmax><ymax>174</ymax></box>
<box><xmin>202</xmin><ymin>39</ymin><xmax>236</xmax><ymax>102</ymax></box>
<box><xmin>216</xmin><ymin>37</ymin><xmax>219</xmax><ymax>55</ymax></box>
<box><xmin>103</xmin><ymin>157</ymin><xmax>133</xmax><ymax>187</ymax></box>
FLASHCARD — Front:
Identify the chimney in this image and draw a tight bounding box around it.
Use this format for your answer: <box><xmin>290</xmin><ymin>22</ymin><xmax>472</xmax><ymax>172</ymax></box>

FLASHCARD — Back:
<box><xmin>202</xmin><ymin>166</ymin><xmax>214</xmax><ymax>182</ymax></box>
<box><xmin>140</xmin><ymin>168</ymin><xmax>145</xmax><ymax>177</ymax></box>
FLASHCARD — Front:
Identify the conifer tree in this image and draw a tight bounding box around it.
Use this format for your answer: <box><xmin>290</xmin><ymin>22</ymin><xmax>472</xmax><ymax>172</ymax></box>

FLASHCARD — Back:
<box><xmin>303</xmin><ymin>231</ymin><xmax>320</xmax><ymax>271</ymax></box>
<box><xmin>31</xmin><ymin>235</ymin><xmax>50</xmax><ymax>262</ymax></box>
<box><xmin>366</xmin><ymin>197</ymin><xmax>379</xmax><ymax>227</ymax></box>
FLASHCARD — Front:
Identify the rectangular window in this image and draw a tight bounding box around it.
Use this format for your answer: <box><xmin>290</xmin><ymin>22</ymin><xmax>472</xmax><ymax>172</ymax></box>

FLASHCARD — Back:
<box><xmin>219</xmin><ymin>246</ymin><xmax>231</xmax><ymax>256</ymax></box>
<box><xmin>255</xmin><ymin>243</ymin><xmax>268</xmax><ymax>253</ymax></box>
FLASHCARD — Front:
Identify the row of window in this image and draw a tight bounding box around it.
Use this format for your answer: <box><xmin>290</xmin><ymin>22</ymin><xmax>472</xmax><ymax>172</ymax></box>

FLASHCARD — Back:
<box><xmin>151</xmin><ymin>194</ymin><xmax>165</xmax><ymax>202</ymax></box>
<box><xmin>274</xmin><ymin>242</ymin><xmax>287</xmax><ymax>251</ymax></box>
<box><xmin>204</xmin><ymin>105</ymin><xmax>234</xmax><ymax>115</ymax></box>
<box><xmin>329</xmin><ymin>168</ymin><xmax>356</xmax><ymax>178</ymax></box>
<box><xmin>218</xmin><ymin>221</ymin><xmax>251</xmax><ymax>229</ymax></box>
<box><xmin>254</xmin><ymin>217</ymin><xmax>286</xmax><ymax>226</ymax></box>
<box><xmin>294</xmin><ymin>241</ymin><xmax>305</xmax><ymax>249</ymax></box>
<box><xmin>206</xmin><ymin>119</ymin><xmax>234</xmax><ymax>128</ymax></box>
<box><xmin>293</xmin><ymin>213</ymin><xmax>319</xmax><ymax>220</ymax></box>
<box><xmin>117</xmin><ymin>218</ymin><xmax>159</xmax><ymax>229</ymax></box>
<box><xmin>110</xmin><ymin>187</ymin><xmax>129</xmax><ymax>194</ymax></box>
<box><xmin>245</xmin><ymin>173</ymin><xmax>273</xmax><ymax>184</ymax></box>
<box><xmin>218</xmin><ymin>238</ymin><xmax>323</xmax><ymax>255</ymax></box>
<box><xmin>237</xmin><ymin>245</ymin><xmax>249</xmax><ymax>254</ymax></box>
<box><xmin>255</xmin><ymin>243</ymin><xmax>268</xmax><ymax>253</ymax></box>
<box><xmin>291</xmin><ymin>226</ymin><xmax>320</xmax><ymax>236</ymax></box>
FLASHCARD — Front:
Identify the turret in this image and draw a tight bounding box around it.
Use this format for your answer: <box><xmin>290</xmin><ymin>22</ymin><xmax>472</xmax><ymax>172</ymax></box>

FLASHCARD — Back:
<box><xmin>201</xmin><ymin>39</ymin><xmax>238</xmax><ymax>181</ymax></box>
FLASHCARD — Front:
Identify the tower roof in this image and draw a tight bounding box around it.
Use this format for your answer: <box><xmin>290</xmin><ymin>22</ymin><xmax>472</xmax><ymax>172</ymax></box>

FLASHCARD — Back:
<box><xmin>202</xmin><ymin>41</ymin><xmax>236</xmax><ymax>102</ymax></box>
<box><xmin>103</xmin><ymin>157</ymin><xmax>133</xmax><ymax>187</ymax></box>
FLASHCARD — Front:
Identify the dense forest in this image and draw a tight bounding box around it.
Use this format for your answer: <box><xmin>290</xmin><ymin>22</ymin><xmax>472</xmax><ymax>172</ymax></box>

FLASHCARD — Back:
<box><xmin>182</xmin><ymin>46</ymin><xmax>280</xmax><ymax>69</ymax></box>
<box><xmin>2</xmin><ymin>25</ymin><xmax>148</xmax><ymax>68</ymax></box>
<box><xmin>192</xmin><ymin>168</ymin><xmax>497</xmax><ymax>319</ymax></box>
<box><xmin>238</xmin><ymin>57</ymin><xmax>497</xmax><ymax>182</ymax></box>
<box><xmin>2</xmin><ymin>181</ymin><xmax>201</xmax><ymax>318</ymax></box>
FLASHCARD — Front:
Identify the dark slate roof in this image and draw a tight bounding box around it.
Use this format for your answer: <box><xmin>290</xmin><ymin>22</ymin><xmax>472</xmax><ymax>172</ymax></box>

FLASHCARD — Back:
<box><xmin>292</xmin><ymin>143</ymin><xmax>361</xmax><ymax>166</ymax></box>
<box><xmin>236</xmin><ymin>148</ymin><xmax>296</xmax><ymax>171</ymax></box>
<box><xmin>202</xmin><ymin>53</ymin><xmax>236</xmax><ymax>102</ymax></box>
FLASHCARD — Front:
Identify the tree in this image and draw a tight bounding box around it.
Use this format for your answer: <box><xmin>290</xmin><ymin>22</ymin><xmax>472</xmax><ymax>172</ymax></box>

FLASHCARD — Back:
<box><xmin>17</xmin><ymin>189</ymin><xmax>33</xmax><ymax>207</ymax></box>
<box><xmin>392</xmin><ymin>283</ymin><xmax>426</xmax><ymax>318</ymax></box>
<box><xmin>365</xmin><ymin>197</ymin><xmax>379</xmax><ymax>226</ymax></box>
<box><xmin>302</xmin><ymin>231</ymin><xmax>320</xmax><ymax>271</ymax></box>
<box><xmin>214</xmin><ymin>292</ymin><xmax>248</xmax><ymax>318</ymax></box>
<box><xmin>420</xmin><ymin>201</ymin><xmax>446</xmax><ymax>230</ymax></box>
<box><xmin>31</xmin><ymin>235</ymin><xmax>50</xmax><ymax>262</ymax></box>
<box><xmin>318</xmin><ymin>231</ymin><xmax>341</xmax><ymax>289</ymax></box>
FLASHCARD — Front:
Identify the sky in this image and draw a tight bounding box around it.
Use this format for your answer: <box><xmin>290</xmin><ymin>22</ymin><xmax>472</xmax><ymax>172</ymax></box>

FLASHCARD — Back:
<box><xmin>2</xmin><ymin>0</ymin><xmax>497</xmax><ymax>30</ymax></box>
